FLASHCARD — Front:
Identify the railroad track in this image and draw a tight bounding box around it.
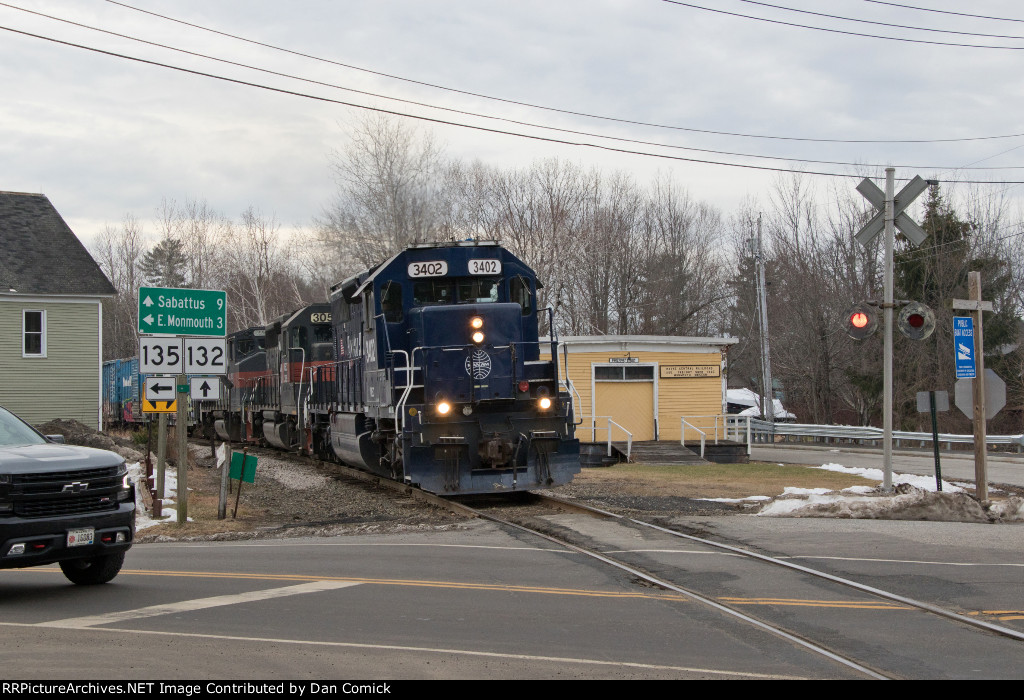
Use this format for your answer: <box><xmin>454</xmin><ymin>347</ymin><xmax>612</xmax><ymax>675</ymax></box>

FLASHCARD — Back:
<box><xmin>451</xmin><ymin>491</ymin><xmax>1024</xmax><ymax>680</ymax></box>
<box><xmin>197</xmin><ymin>445</ymin><xmax>1024</xmax><ymax>678</ymax></box>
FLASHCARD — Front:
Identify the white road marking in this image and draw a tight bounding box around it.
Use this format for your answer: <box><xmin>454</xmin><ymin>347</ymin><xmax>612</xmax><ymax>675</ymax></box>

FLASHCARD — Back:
<box><xmin>37</xmin><ymin>580</ymin><xmax>360</xmax><ymax>629</ymax></box>
<box><xmin>0</xmin><ymin>622</ymin><xmax>806</xmax><ymax>679</ymax></box>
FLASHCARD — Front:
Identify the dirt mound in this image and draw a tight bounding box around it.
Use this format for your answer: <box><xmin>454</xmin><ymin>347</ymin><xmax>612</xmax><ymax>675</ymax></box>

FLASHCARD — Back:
<box><xmin>35</xmin><ymin>418</ymin><xmax>146</xmax><ymax>462</ymax></box>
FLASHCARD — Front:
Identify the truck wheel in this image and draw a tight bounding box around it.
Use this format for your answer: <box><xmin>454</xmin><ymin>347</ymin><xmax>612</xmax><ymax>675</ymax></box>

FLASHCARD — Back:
<box><xmin>59</xmin><ymin>552</ymin><xmax>125</xmax><ymax>585</ymax></box>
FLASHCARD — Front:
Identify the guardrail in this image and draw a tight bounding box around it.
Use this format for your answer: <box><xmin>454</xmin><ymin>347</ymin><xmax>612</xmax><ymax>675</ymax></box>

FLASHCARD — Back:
<box><xmin>744</xmin><ymin>418</ymin><xmax>1024</xmax><ymax>452</ymax></box>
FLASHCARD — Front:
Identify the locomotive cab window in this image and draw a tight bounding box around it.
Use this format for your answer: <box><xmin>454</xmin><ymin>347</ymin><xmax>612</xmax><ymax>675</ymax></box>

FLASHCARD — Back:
<box><xmin>510</xmin><ymin>276</ymin><xmax>531</xmax><ymax>316</ymax></box>
<box><xmin>380</xmin><ymin>281</ymin><xmax>403</xmax><ymax>323</ymax></box>
<box><xmin>290</xmin><ymin>326</ymin><xmax>307</xmax><ymax>352</ymax></box>
<box><xmin>413</xmin><ymin>279</ymin><xmax>454</xmax><ymax>306</ymax></box>
<box><xmin>312</xmin><ymin>323</ymin><xmax>333</xmax><ymax>360</ymax></box>
<box><xmin>457</xmin><ymin>277</ymin><xmax>500</xmax><ymax>304</ymax></box>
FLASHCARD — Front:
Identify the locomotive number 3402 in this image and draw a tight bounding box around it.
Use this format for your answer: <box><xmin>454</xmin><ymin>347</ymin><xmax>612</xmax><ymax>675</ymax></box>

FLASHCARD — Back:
<box><xmin>407</xmin><ymin>261</ymin><xmax>449</xmax><ymax>278</ymax></box>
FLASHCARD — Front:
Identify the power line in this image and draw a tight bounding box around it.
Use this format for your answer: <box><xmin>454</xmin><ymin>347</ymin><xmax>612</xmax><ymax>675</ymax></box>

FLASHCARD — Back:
<box><xmin>7</xmin><ymin>2</ymin><xmax>1023</xmax><ymax>174</ymax></box>
<box><xmin>661</xmin><ymin>0</ymin><xmax>1024</xmax><ymax>49</ymax></box>
<box><xmin>737</xmin><ymin>0</ymin><xmax>1024</xmax><ymax>41</ymax></box>
<box><xmin>860</xmin><ymin>0</ymin><xmax>1024</xmax><ymax>25</ymax></box>
<box><xmin>100</xmin><ymin>0</ymin><xmax>1024</xmax><ymax>145</ymax></box>
<box><xmin>4</xmin><ymin>22</ymin><xmax>1024</xmax><ymax>186</ymax></box>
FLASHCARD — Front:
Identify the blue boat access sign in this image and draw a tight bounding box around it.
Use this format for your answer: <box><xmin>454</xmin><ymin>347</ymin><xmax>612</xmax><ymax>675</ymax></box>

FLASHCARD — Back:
<box><xmin>954</xmin><ymin>316</ymin><xmax>976</xmax><ymax>379</ymax></box>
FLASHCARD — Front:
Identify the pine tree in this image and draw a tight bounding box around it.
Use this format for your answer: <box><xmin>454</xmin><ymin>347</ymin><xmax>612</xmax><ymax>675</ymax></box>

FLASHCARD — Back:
<box><xmin>140</xmin><ymin>237</ymin><xmax>188</xmax><ymax>288</ymax></box>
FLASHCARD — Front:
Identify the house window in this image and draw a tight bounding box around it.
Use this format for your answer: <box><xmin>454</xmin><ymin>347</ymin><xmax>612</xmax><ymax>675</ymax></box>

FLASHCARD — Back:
<box><xmin>23</xmin><ymin>310</ymin><xmax>45</xmax><ymax>357</ymax></box>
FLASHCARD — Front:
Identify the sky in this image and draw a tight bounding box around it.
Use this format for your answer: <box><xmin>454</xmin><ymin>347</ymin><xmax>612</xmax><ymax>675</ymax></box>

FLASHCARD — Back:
<box><xmin>4</xmin><ymin>0</ymin><xmax>1024</xmax><ymax>250</ymax></box>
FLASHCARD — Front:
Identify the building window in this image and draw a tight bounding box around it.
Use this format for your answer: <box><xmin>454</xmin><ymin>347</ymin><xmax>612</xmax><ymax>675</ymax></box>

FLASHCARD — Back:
<box><xmin>23</xmin><ymin>310</ymin><xmax>45</xmax><ymax>357</ymax></box>
<box><xmin>595</xmin><ymin>365</ymin><xmax>654</xmax><ymax>381</ymax></box>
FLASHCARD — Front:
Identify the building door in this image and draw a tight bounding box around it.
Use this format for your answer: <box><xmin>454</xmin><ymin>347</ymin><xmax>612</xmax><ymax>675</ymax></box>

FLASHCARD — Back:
<box><xmin>593</xmin><ymin>364</ymin><xmax>656</xmax><ymax>441</ymax></box>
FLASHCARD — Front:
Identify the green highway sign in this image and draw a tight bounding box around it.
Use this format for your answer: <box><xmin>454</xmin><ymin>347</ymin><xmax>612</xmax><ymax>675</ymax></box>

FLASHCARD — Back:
<box><xmin>138</xmin><ymin>286</ymin><xmax>227</xmax><ymax>337</ymax></box>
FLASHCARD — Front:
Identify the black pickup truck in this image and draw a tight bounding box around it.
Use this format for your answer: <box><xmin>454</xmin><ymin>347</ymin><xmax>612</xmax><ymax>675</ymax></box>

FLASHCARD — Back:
<box><xmin>0</xmin><ymin>405</ymin><xmax>135</xmax><ymax>584</ymax></box>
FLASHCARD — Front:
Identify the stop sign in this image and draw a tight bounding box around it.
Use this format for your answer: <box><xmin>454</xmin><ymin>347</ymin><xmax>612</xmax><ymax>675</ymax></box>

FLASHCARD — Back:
<box><xmin>954</xmin><ymin>369</ymin><xmax>1006</xmax><ymax>420</ymax></box>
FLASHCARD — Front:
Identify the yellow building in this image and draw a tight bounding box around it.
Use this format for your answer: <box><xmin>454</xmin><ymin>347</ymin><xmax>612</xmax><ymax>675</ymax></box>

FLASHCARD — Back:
<box><xmin>546</xmin><ymin>335</ymin><xmax>737</xmax><ymax>444</ymax></box>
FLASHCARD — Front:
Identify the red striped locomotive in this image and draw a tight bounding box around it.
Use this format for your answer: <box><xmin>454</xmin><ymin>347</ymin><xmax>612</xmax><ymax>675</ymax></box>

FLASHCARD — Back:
<box><xmin>202</xmin><ymin>241</ymin><xmax>580</xmax><ymax>495</ymax></box>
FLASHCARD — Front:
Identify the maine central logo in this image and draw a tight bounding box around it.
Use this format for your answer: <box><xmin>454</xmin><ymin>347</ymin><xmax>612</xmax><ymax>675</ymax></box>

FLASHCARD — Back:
<box><xmin>465</xmin><ymin>349</ymin><xmax>492</xmax><ymax>379</ymax></box>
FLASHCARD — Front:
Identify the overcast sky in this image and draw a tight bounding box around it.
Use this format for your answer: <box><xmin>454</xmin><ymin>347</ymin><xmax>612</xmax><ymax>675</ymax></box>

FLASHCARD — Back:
<box><xmin>4</xmin><ymin>0</ymin><xmax>1024</xmax><ymax>248</ymax></box>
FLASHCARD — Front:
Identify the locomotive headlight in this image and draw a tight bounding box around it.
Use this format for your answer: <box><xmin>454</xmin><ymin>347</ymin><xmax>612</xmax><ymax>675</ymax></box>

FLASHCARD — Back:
<box><xmin>470</xmin><ymin>316</ymin><xmax>484</xmax><ymax>344</ymax></box>
<box><xmin>538</xmin><ymin>397</ymin><xmax>552</xmax><ymax>410</ymax></box>
<box><xmin>437</xmin><ymin>401</ymin><xmax>452</xmax><ymax>416</ymax></box>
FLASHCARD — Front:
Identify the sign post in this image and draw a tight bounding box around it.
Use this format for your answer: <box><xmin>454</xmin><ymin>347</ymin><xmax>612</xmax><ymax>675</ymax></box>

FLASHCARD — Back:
<box><xmin>953</xmin><ymin>271</ymin><xmax>995</xmax><ymax>501</ymax></box>
<box><xmin>138</xmin><ymin>286</ymin><xmax>228</xmax><ymax>525</ymax></box>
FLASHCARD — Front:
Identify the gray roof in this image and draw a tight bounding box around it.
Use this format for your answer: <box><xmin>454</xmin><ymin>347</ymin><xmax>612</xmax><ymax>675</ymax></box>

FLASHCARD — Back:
<box><xmin>0</xmin><ymin>192</ymin><xmax>115</xmax><ymax>296</ymax></box>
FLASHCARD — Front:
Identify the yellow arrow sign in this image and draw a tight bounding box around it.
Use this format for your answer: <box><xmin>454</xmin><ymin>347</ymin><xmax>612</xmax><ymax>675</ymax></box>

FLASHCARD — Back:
<box><xmin>142</xmin><ymin>398</ymin><xmax>177</xmax><ymax>413</ymax></box>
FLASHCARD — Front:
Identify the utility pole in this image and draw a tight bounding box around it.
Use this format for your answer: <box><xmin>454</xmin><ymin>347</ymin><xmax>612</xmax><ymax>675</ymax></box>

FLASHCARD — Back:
<box><xmin>755</xmin><ymin>214</ymin><xmax>775</xmax><ymax>424</ymax></box>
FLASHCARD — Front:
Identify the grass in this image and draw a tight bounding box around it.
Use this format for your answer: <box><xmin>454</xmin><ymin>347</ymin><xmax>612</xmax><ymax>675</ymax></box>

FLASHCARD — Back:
<box><xmin>570</xmin><ymin>461</ymin><xmax>879</xmax><ymax>500</ymax></box>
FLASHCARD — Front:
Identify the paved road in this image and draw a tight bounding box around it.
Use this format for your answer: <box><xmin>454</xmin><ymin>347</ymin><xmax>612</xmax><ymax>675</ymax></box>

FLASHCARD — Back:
<box><xmin>3</xmin><ymin>512</ymin><xmax>1023</xmax><ymax>679</ymax></box>
<box><xmin>752</xmin><ymin>443</ymin><xmax>1024</xmax><ymax>488</ymax></box>
<box><xmin>0</xmin><ymin>522</ymin><xmax>856</xmax><ymax>680</ymax></box>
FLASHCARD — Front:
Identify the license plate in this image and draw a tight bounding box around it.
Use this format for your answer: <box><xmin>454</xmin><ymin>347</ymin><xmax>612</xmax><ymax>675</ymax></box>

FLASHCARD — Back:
<box><xmin>67</xmin><ymin>528</ymin><xmax>94</xmax><ymax>547</ymax></box>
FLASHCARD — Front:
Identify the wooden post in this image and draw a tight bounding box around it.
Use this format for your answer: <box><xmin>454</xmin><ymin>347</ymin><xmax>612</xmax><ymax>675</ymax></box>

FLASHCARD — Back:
<box><xmin>969</xmin><ymin>273</ymin><xmax>989</xmax><ymax>501</ymax></box>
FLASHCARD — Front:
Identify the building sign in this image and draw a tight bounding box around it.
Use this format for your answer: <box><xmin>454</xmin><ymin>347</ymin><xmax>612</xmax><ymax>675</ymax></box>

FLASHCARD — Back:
<box><xmin>660</xmin><ymin>365</ymin><xmax>720</xmax><ymax>378</ymax></box>
<box><xmin>608</xmin><ymin>357</ymin><xmax>639</xmax><ymax>364</ymax></box>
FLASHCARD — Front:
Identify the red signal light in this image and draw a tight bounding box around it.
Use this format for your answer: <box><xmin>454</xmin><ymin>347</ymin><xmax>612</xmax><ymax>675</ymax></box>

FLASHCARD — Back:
<box><xmin>907</xmin><ymin>313</ymin><xmax>925</xmax><ymax>328</ymax></box>
<box><xmin>844</xmin><ymin>302</ymin><xmax>878</xmax><ymax>339</ymax></box>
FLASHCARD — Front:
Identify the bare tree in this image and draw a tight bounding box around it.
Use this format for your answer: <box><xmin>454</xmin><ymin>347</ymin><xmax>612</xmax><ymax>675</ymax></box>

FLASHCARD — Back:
<box><xmin>221</xmin><ymin>207</ymin><xmax>303</xmax><ymax>329</ymax></box>
<box><xmin>318</xmin><ymin>113</ymin><xmax>447</xmax><ymax>268</ymax></box>
<box><xmin>92</xmin><ymin>214</ymin><xmax>146</xmax><ymax>360</ymax></box>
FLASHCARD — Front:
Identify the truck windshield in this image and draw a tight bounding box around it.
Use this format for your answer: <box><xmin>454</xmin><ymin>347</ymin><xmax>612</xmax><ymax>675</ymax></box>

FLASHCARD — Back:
<box><xmin>0</xmin><ymin>407</ymin><xmax>46</xmax><ymax>446</ymax></box>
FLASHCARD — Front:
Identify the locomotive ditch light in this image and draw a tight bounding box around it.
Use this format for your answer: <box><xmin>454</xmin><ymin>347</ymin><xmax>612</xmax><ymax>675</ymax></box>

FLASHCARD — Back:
<box><xmin>844</xmin><ymin>302</ymin><xmax>878</xmax><ymax>340</ymax></box>
<box><xmin>897</xmin><ymin>301</ymin><xmax>936</xmax><ymax>341</ymax></box>
<box><xmin>538</xmin><ymin>397</ymin><xmax>552</xmax><ymax>410</ymax></box>
<box><xmin>471</xmin><ymin>331</ymin><xmax>485</xmax><ymax>344</ymax></box>
<box><xmin>436</xmin><ymin>401</ymin><xmax>452</xmax><ymax>416</ymax></box>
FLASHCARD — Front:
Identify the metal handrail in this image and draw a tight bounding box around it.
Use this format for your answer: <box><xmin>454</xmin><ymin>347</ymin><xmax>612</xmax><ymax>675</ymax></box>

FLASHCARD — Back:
<box><xmin>681</xmin><ymin>417</ymin><xmax>706</xmax><ymax>458</ymax></box>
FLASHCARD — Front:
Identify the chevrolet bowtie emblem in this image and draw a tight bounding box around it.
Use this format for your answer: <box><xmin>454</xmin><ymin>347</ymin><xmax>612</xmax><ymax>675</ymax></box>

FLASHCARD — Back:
<box><xmin>62</xmin><ymin>482</ymin><xmax>88</xmax><ymax>493</ymax></box>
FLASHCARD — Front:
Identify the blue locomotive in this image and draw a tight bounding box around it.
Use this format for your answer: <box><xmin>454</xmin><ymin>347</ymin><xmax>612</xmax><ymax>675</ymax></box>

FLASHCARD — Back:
<box><xmin>309</xmin><ymin>241</ymin><xmax>580</xmax><ymax>494</ymax></box>
<box><xmin>114</xmin><ymin>241</ymin><xmax>581</xmax><ymax>496</ymax></box>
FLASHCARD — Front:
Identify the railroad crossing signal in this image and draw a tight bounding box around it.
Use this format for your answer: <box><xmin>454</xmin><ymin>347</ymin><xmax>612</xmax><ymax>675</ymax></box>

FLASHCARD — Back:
<box><xmin>897</xmin><ymin>301</ymin><xmax>935</xmax><ymax>341</ymax></box>
<box><xmin>845</xmin><ymin>302</ymin><xmax>878</xmax><ymax>340</ymax></box>
<box><xmin>855</xmin><ymin>175</ymin><xmax>930</xmax><ymax>247</ymax></box>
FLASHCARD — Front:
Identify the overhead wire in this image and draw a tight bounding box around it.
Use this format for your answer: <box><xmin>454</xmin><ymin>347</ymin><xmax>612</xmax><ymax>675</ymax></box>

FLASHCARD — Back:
<box><xmin>860</xmin><ymin>0</ymin><xmax>1024</xmax><ymax>25</ymax></box>
<box><xmin>4</xmin><ymin>2</ymin><xmax>1022</xmax><ymax>174</ymax></box>
<box><xmin>661</xmin><ymin>0</ymin><xmax>1024</xmax><ymax>50</ymax></box>
<box><xmin>100</xmin><ymin>0</ymin><xmax>1024</xmax><ymax>145</ymax></box>
<box><xmin>3</xmin><ymin>20</ymin><xmax>1024</xmax><ymax>187</ymax></box>
<box><xmin>735</xmin><ymin>0</ymin><xmax>1024</xmax><ymax>41</ymax></box>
